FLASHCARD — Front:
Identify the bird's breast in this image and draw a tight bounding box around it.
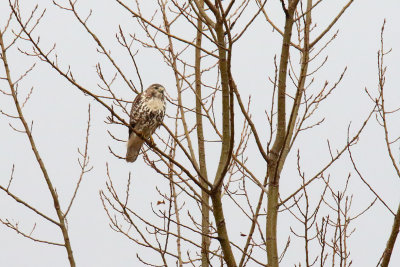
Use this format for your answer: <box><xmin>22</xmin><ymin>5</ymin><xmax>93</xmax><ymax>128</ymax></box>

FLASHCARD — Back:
<box><xmin>145</xmin><ymin>98</ymin><xmax>165</xmax><ymax>112</ymax></box>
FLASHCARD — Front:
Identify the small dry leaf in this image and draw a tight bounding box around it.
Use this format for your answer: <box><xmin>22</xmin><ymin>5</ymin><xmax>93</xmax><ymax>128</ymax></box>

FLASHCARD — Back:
<box><xmin>156</xmin><ymin>200</ymin><xmax>165</xmax><ymax>205</ymax></box>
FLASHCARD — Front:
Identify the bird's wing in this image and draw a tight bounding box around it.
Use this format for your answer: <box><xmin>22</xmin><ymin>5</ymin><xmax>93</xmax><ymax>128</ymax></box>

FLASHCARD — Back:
<box><xmin>129</xmin><ymin>92</ymin><xmax>143</xmax><ymax>136</ymax></box>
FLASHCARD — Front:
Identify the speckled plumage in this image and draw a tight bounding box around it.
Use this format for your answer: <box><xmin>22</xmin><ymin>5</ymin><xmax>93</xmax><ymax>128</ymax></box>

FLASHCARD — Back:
<box><xmin>126</xmin><ymin>84</ymin><xmax>166</xmax><ymax>162</ymax></box>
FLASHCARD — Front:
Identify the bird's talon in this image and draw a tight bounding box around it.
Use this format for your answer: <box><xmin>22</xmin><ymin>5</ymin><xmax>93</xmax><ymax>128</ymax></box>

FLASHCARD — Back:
<box><xmin>149</xmin><ymin>136</ymin><xmax>155</xmax><ymax>146</ymax></box>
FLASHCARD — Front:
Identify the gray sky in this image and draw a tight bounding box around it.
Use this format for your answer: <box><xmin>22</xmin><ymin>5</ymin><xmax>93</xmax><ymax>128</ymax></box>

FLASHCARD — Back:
<box><xmin>1</xmin><ymin>0</ymin><xmax>400</xmax><ymax>266</ymax></box>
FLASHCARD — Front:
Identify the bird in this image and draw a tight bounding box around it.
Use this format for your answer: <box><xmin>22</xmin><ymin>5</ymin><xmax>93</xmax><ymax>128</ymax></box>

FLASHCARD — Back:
<box><xmin>126</xmin><ymin>84</ymin><xmax>166</xmax><ymax>162</ymax></box>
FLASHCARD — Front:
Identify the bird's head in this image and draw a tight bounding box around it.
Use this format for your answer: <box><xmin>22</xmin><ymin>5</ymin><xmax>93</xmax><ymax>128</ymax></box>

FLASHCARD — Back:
<box><xmin>148</xmin><ymin>83</ymin><xmax>165</xmax><ymax>99</ymax></box>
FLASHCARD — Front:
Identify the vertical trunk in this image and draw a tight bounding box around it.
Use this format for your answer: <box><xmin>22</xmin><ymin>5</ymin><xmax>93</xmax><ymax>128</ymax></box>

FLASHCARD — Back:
<box><xmin>211</xmin><ymin>190</ymin><xmax>237</xmax><ymax>267</ymax></box>
<box><xmin>266</xmin><ymin>164</ymin><xmax>280</xmax><ymax>266</ymax></box>
<box><xmin>172</xmin><ymin>180</ymin><xmax>183</xmax><ymax>267</ymax></box>
<box><xmin>380</xmin><ymin>203</ymin><xmax>400</xmax><ymax>267</ymax></box>
<box><xmin>195</xmin><ymin>1</ymin><xmax>211</xmax><ymax>265</ymax></box>
<box><xmin>210</xmin><ymin>18</ymin><xmax>237</xmax><ymax>267</ymax></box>
<box><xmin>214</xmin><ymin>19</ymin><xmax>231</xmax><ymax>183</ymax></box>
<box><xmin>266</xmin><ymin>1</ymin><xmax>300</xmax><ymax>266</ymax></box>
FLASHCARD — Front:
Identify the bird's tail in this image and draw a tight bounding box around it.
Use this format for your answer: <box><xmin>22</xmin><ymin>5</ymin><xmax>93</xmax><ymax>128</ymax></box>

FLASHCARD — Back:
<box><xmin>126</xmin><ymin>133</ymin><xmax>145</xmax><ymax>162</ymax></box>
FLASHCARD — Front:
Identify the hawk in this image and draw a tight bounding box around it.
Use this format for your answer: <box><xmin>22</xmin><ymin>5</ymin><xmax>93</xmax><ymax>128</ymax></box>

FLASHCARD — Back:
<box><xmin>126</xmin><ymin>84</ymin><xmax>166</xmax><ymax>162</ymax></box>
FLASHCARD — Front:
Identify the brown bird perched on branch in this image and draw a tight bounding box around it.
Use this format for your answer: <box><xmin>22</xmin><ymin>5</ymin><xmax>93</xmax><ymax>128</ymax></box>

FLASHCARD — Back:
<box><xmin>126</xmin><ymin>84</ymin><xmax>166</xmax><ymax>162</ymax></box>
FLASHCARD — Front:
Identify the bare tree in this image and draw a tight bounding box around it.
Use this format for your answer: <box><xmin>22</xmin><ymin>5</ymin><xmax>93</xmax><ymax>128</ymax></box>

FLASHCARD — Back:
<box><xmin>0</xmin><ymin>7</ymin><xmax>93</xmax><ymax>266</ymax></box>
<box><xmin>353</xmin><ymin>21</ymin><xmax>400</xmax><ymax>267</ymax></box>
<box><xmin>1</xmin><ymin>0</ymin><xmax>399</xmax><ymax>266</ymax></box>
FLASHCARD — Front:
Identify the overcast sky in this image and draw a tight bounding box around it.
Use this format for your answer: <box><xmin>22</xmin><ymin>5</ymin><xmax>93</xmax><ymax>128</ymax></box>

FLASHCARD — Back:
<box><xmin>1</xmin><ymin>0</ymin><xmax>400</xmax><ymax>266</ymax></box>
